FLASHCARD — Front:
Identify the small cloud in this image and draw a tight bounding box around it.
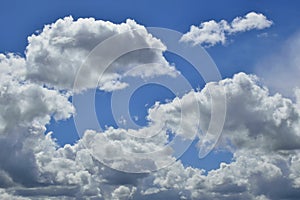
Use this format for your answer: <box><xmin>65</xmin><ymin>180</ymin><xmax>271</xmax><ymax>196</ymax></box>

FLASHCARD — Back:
<box><xmin>118</xmin><ymin>115</ymin><xmax>127</xmax><ymax>126</ymax></box>
<box><xmin>257</xmin><ymin>32</ymin><xmax>269</xmax><ymax>38</ymax></box>
<box><xmin>180</xmin><ymin>12</ymin><xmax>273</xmax><ymax>47</ymax></box>
<box><xmin>133</xmin><ymin>115</ymin><xmax>139</xmax><ymax>121</ymax></box>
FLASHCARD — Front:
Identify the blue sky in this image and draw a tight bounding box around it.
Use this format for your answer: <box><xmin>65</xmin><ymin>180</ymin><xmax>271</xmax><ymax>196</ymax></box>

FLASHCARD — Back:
<box><xmin>1</xmin><ymin>0</ymin><xmax>300</xmax><ymax>53</ymax></box>
<box><xmin>1</xmin><ymin>1</ymin><xmax>300</xmax><ymax>199</ymax></box>
<box><xmin>1</xmin><ymin>0</ymin><xmax>299</xmax><ymax>170</ymax></box>
<box><xmin>1</xmin><ymin>1</ymin><xmax>299</xmax><ymax>79</ymax></box>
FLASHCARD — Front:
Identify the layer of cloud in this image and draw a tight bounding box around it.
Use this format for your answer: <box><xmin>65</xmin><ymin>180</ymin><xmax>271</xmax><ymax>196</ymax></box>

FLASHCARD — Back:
<box><xmin>1</xmin><ymin>16</ymin><xmax>300</xmax><ymax>200</ymax></box>
<box><xmin>181</xmin><ymin>12</ymin><xmax>273</xmax><ymax>47</ymax></box>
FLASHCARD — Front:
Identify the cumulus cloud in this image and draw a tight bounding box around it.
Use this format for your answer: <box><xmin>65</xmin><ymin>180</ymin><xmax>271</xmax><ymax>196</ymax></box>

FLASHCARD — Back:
<box><xmin>148</xmin><ymin>73</ymin><xmax>300</xmax><ymax>152</ymax></box>
<box><xmin>181</xmin><ymin>12</ymin><xmax>273</xmax><ymax>47</ymax></box>
<box><xmin>25</xmin><ymin>16</ymin><xmax>178</xmax><ymax>92</ymax></box>
<box><xmin>1</xmin><ymin>16</ymin><xmax>300</xmax><ymax>200</ymax></box>
<box><xmin>131</xmin><ymin>72</ymin><xmax>300</xmax><ymax>200</ymax></box>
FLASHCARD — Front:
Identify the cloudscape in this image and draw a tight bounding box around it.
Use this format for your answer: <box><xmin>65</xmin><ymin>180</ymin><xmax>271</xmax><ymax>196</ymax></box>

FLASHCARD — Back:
<box><xmin>0</xmin><ymin>1</ymin><xmax>300</xmax><ymax>199</ymax></box>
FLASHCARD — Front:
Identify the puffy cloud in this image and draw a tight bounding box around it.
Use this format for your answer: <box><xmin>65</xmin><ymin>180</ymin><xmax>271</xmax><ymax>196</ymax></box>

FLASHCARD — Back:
<box><xmin>25</xmin><ymin>16</ymin><xmax>177</xmax><ymax>92</ymax></box>
<box><xmin>0</xmin><ymin>53</ymin><xmax>26</xmax><ymax>80</ymax></box>
<box><xmin>2</xmin><ymin>69</ymin><xmax>300</xmax><ymax>199</ymax></box>
<box><xmin>76</xmin><ymin>128</ymin><xmax>174</xmax><ymax>173</ymax></box>
<box><xmin>68</xmin><ymin>72</ymin><xmax>300</xmax><ymax>199</ymax></box>
<box><xmin>0</xmin><ymin>54</ymin><xmax>79</xmax><ymax>197</ymax></box>
<box><xmin>207</xmin><ymin>73</ymin><xmax>300</xmax><ymax>152</ymax></box>
<box><xmin>145</xmin><ymin>72</ymin><xmax>300</xmax><ymax>155</ymax></box>
<box><xmin>180</xmin><ymin>20</ymin><xmax>229</xmax><ymax>47</ymax></box>
<box><xmin>0</xmin><ymin>52</ymin><xmax>172</xmax><ymax>198</ymax></box>
<box><xmin>128</xmin><ymin>72</ymin><xmax>300</xmax><ymax>199</ymax></box>
<box><xmin>181</xmin><ymin>12</ymin><xmax>273</xmax><ymax>47</ymax></box>
<box><xmin>111</xmin><ymin>186</ymin><xmax>136</xmax><ymax>200</ymax></box>
<box><xmin>0</xmin><ymin>55</ymin><xmax>74</xmax><ymax>133</ymax></box>
<box><xmin>229</xmin><ymin>12</ymin><xmax>273</xmax><ymax>33</ymax></box>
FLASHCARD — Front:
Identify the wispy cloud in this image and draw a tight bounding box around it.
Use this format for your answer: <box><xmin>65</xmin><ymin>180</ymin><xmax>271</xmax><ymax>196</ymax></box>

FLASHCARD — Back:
<box><xmin>256</xmin><ymin>31</ymin><xmax>300</xmax><ymax>97</ymax></box>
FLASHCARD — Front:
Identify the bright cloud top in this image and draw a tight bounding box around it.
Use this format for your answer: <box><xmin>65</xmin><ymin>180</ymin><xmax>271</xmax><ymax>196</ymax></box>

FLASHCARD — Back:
<box><xmin>181</xmin><ymin>12</ymin><xmax>273</xmax><ymax>47</ymax></box>
<box><xmin>26</xmin><ymin>16</ymin><xmax>177</xmax><ymax>92</ymax></box>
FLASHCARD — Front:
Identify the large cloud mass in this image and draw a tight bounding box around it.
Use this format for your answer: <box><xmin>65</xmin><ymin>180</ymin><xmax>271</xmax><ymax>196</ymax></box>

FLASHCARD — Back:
<box><xmin>0</xmin><ymin>16</ymin><xmax>300</xmax><ymax>200</ymax></box>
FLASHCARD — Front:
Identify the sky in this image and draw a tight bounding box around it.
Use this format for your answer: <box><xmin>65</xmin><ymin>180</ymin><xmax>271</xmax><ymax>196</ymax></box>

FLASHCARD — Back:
<box><xmin>1</xmin><ymin>0</ymin><xmax>300</xmax><ymax>199</ymax></box>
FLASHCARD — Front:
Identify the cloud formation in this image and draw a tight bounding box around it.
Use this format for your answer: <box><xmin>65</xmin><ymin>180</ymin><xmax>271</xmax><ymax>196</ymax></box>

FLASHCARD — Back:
<box><xmin>26</xmin><ymin>16</ymin><xmax>177</xmax><ymax>92</ymax></box>
<box><xmin>181</xmin><ymin>12</ymin><xmax>273</xmax><ymax>47</ymax></box>
<box><xmin>0</xmin><ymin>16</ymin><xmax>300</xmax><ymax>200</ymax></box>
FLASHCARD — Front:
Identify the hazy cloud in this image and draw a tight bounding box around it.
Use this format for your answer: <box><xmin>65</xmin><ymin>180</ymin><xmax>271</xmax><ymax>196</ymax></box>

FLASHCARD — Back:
<box><xmin>256</xmin><ymin>31</ymin><xmax>300</xmax><ymax>97</ymax></box>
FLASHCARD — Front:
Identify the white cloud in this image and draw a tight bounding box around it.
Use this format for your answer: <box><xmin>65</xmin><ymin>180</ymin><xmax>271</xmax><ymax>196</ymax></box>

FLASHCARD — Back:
<box><xmin>180</xmin><ymin>20</ymin><xmax>229</xmax><ymax>47</ymax></box>
<box><xmin>181</xmin><ymin>12</ymin><xmax>273</xmax><ymax>47</ymax></box>
<box><xmin>25</xmin><ymin>72</ymin><xmax>300</xmax><ymax>199</ymax></box>
<box><xmin>112</xmin><ymin>186</ymin><xmax>136</xmax><ymax>200</ymax></box>
<box><xmin>2</xmin><ymin>68</ymin><xmax>300</xmax><ymax>199</ymax></box>
<box><xmin>128</xmin><ymin>72</ymin><xmax>300</xmax><ymax>199</ymax></box>
<box><xmin>25</xmin><ymin>16</ymin><xmax>178</xmax><ymax>92</ymax></box>
<box><xmin>78</xmin><ymin>128</ymin><xmax>174</xmax><ymax>173</ymax></box>
<box><xmin>230</xmin><ymin>12</ymin><xmax>273</xmax><ymax>33</ymax></box>
<box><xmin>0</xmin><ymin>54</ymin><xmax>74</xmax><ymax>132</ymax></box>
<box><xmin>146</xmin><ymin>72</ymin><xmax>300</xmax><ymax>153</ymax></box>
